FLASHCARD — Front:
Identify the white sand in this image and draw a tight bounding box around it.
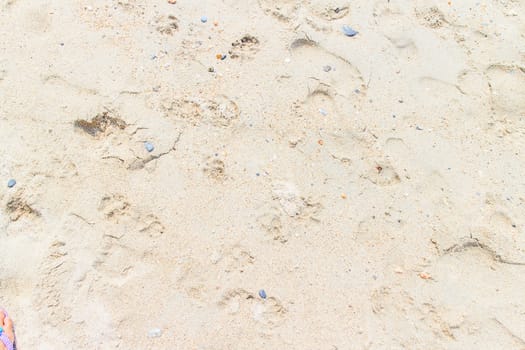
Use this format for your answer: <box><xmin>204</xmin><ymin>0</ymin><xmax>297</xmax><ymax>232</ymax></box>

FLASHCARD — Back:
<box><xmin>1</xmin><ymin>0</ymin><xmax>525</xmax><ymax>348</ymax></box>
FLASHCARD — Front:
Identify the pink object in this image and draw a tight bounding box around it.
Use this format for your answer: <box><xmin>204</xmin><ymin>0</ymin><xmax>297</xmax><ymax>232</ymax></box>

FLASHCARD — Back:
<box><xmin>0</xmin><ymin>309</ymin><xmax>15</xmax><ymax>350</ymax></box>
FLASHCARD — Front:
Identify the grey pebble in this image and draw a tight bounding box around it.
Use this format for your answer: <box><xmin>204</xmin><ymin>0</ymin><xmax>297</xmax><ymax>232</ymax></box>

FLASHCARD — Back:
<box><xmin>258</xmin><ymin>289</ymin><xmax>267</xmax><ymax>299</ymax></box>
<box><xmin>323</xmin><ymin>65</ymin><xmax>332</xmax><ymax>72</ymax></box>
<box><xmin>7</xmin><ymin>179</ymin><xmax>16</xmax><ymax>188</ymax></box>
<box><xmin>342</xmin><ymin>25</ymin><xmax>358</xmax><ymax>37</ymax></box>
<box><xmin>145</xmin><ymin>142</ymin><xmax>155</xmax><ymax>152</ymax></box>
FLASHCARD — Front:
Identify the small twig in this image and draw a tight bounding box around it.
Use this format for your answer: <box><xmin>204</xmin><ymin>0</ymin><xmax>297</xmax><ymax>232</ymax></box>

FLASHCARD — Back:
<box><xmin>70</xmin><ymin>213</ymin><xmax>95</xmax><ymax>226</ymax></box>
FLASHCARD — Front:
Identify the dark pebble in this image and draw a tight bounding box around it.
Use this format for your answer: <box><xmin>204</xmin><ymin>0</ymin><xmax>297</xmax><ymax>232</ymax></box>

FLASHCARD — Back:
<box><xmin>258</xmin><ymin>289</ymin><xmax>267</xmax><ymax>299</ymax></box>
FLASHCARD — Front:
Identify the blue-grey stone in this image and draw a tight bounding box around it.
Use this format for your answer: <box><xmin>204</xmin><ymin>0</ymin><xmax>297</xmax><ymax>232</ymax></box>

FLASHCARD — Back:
<box><xmin>342</xmin><ymin>25</ymin><xmax>358</xmax><ymax>37</ymax></box>
<box><xmin>145</xmin><ymin>142</ymin><xmax>155</xmax><ymax>152</ymax></box>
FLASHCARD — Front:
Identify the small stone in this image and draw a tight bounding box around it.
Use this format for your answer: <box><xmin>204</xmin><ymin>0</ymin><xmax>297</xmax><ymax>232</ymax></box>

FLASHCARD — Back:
<box><xmin>221</xmin><ymin>54</ymin><xmax>227</xmax><ymax>60</ymax></box>
<box><xmin>319</xmin><ymin>108</ymin><xmax>328</xmax><ymax>116</ymax></box>
<box><xmin>144</xmin><ymin>142</ymin><xmax>155</xmax><ymax>152</ymax></box>
<box><xmin>322</xmin><ymin>65</ymin><xmax>331</xmax><ymax>72</ymax></box>
<box><xmin>208</xmin><ymin>67</ymin><xmax>215</xmax><ymax>72</ymax></box>
<box><xmin>342</xmin><ymin>25</ymin><xmax>358</xmax><ymax>37</ymax></box>
<box><xmin>7</xmin><ymin>179</ymin><xmax>16</xmax><ymax>188</ymax></box>
<box><xmin>419</xmin><ymin>272</ymin><xmax>432</xmax><ymax>280</ymax></box>
<box><xmin>200</xmin><ymin>16</ymin><xmax>208</xmax><ymax>23</ymax></box>
<box><xmin>258</xmin><ymin>289</ymin><xmax>267</xmax><ymax>299</ymax></box>
<box><xmin>148</xmin><ymin>328</ymin><xmax>162</xmax><ymax>338</ymax></box>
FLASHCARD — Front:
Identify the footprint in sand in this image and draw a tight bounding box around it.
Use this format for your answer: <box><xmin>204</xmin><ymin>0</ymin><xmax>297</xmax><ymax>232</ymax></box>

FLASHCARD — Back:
<box><xmin>271</xmin><ymin>181</ymin><xmax>323</xmax><ymax>220</ymax></box>
<box><xmin>34</xmin><ymin>241</ymin><xmax>72</xmax><ymax>327</ymax></box>
<box><xmin>218</xmin><ymin>288</ymin><xmax>286</xmax><ymax>326</ymax></box>
<box><xmin>326</xmin><ymin>135</ymin><xmax>355</xmax><ymax>165</ymax></box>
<box><xmin>93</xmin><ymin>197</ymin><xmax>168</xmax><ymax>289</ymax></box>
<box><xmin>99</xmin><ymin>194</ymin><xmax>132</xmax><ymax>222</ymax></box>
<box><xmin>416</xmin><ymin>77</ymin><xmax>463</xmax><ymax>118</ymax></box>
<box><xmin>288</xmin><ymin>37</ymin><xmax>366</xmax><ymax>117</ymax></box>
<box><xmin>384</xmin><ymin>137</ymin><xmax>408</xmax><ymax>158</ymax></box>
<box><xmin>229</xmin><ymin>34</ymin><xmax>260</xmax><ymax>60</ymax></box>
<box><xmin>383</xmin><ymin>136</ymin><xmax>421</xmax><ymax>182</ymax></box>
<box><xmin>356</xmin><ymin>216</ymin><xmax>399</xmax><ymax>245</ymax></box>
<box><xmin>385</xmin><ymin>34</ymin><xmax>418</xmax><ymax>60</ymax></box>
<box><xmin>477</xmin><ymin>211</ymin><xmax>524</xmax><ymax>264</ymax></box>
<box><xmin>372</xmin><ymin>287</ymin><xmax>457</xmax><ymax>342</ymax></box>
<box><xmin>172</xmin><ymin>257</ymin><xmax>217</xmax><ymax>301</ymax></box>
<box><xmin>154</xmin><ymin>15</ymin><xmax>179</xmax><ymax>35</ymax></box>
<box><xmin>163</xmin><ymin>95</ymin><xmax>240</xmax><ymax>128</ymax></box>
<box><xmin>439</xmin><ymin>193</ymin><xmax>525</xmax><ymax>265</ymax></box>
<box><xmin>257</xmin><ymin>0</ymin><xmax>298</xmax><ymax>22</ymax></box>
<box><xmin>457</xmin><ymin>69</ymin><xmax>491</xmax><ymax>99</ymax></box>
<box><xmin>415</xmin><ymin>6</ymin><xmax>448</xmax><ymax>29</ymax></box>
<box><xmin>325</xmin><ymin>130</ymin><xmax>371</xmax><ymax>166</ymax></box>
<box><xmin>372</xmin><ymin>0</ymin><xmax>409</xmax><ymax>24</ymax></box>
<box><xmin>211</xmin><ymin>244</ymin><xmax>256</xmax><ymax>273</ymax></box>
<box><xmin>300</xmin><ymin>83</ymin><xmax>338</xmax><ymax>121</ymax></box>
<box><xmin>257</xmin><ymin>207</ymin><xmax>287</xmax><ymax>243</ymax></box>
<box><xmin>485</xmin><ymin>64</ymin><xmax>525</xmax><ymax>114</ymax></box>
<box><xmin>363</xmin><ymin>161</ymin><xmax>401</xmax><ymax>186</ymax></box>
<box><xmin>98</xmin><ymin>193</ymin><xmax>166</xmax><ymax>239</ymax></box>
<box><xmin>203</xmin><ymin>156</ymin><xmax>227</xmax><ymax>181</ymax></box>
<box><xmin>138</xmin><ymin>214</ymin><xmax>165</xmax><ymax>238</ymax></box>
<box><xmin>307</xmin><ymin>1</ymin><xmax>350</xmax><ymax>21</ymax></box>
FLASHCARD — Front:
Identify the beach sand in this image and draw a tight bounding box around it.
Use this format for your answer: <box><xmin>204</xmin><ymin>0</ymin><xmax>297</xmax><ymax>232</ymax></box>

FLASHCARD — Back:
<box><xmin>1</xmin><ymin>0</ymin><xmax>524</xmax><ymax>348</ymax></box>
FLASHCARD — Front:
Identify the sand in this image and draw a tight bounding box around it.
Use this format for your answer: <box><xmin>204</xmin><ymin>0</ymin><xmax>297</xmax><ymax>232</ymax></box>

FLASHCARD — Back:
<box><xmin>1</xmin><ymin>0</ymin><xmax>524</xmax><ymax>349</ymax></box>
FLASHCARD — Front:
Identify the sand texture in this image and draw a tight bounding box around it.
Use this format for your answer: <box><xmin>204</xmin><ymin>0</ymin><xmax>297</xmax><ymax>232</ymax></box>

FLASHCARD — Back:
<box><xmin>1</xmin><ymin>0</ymin><xmax>525</xmax><ymax>349</ymax></box>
